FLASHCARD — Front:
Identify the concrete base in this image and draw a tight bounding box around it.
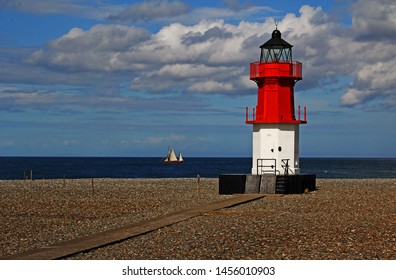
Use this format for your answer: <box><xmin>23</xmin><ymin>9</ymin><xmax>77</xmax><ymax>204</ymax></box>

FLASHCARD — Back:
<box><xmin>219</xmin><ymin>174</ymin><xmax>316</xmax><ymax>195</ymax></box>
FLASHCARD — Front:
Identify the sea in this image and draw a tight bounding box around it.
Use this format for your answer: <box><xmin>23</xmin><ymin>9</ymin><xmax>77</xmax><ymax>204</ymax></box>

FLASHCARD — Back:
<box><xmin>0</xmin><ymin>157</ymin><xmax>395</xmax><ymax>180</ymax></box>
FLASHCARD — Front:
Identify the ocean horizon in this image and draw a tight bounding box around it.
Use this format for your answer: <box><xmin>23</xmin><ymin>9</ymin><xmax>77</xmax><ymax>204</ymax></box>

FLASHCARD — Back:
<box><xmin>0</xmin><ymin>156</ymin><xmax>395</xmax><ymax>180</ymax></box>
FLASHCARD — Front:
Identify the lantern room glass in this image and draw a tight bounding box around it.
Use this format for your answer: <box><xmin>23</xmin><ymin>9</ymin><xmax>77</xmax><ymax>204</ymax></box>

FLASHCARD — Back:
<box><xmin>260</xmin><ymin>47</ymin><xmax>292</xmax><ymax>63</ymax></box>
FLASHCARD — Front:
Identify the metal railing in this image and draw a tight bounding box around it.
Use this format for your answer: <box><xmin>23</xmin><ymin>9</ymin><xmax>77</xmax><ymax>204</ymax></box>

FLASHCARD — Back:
<box><xmin>257</xmin><ymin>158</ymin><xmax>277</xmax><ymax>175</ymax></box>
<box><xmin>281</xmin><ymin>159</ymin><xmax>290</xmax><ymax>175</ymax></box>
<box><xmin>250</xmin><ymin>61</ymin><xmax>302</xmax><ymax>80</ymax></box>
<box><xmin>257</xmin><ymin>158</ymin><xmax>294</xmax><ymax>176</ymax></box>
<box><xmin>245</xmin><ymin>106</ymin><xmax>307</xmax><ymax>123</ymax></box>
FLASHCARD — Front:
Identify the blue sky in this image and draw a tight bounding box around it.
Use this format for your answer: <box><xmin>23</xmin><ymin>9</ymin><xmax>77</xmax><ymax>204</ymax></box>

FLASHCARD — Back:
<box><xmin>0</xmin><ymin>0</ymin><xmax>395</xmax><ymax>157</ymax></box>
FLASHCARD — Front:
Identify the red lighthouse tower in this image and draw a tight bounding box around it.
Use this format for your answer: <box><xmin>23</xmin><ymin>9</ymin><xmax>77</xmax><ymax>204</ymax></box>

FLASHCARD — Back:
<box><xmin>246</xmin><ymin>28</ymin><xmax>306</xmax><ymax>175</ymax></box>
<box><xmin>219</xmin><ymin>28</ymin><xmax>315</xmax><ymax>195</ymax></box>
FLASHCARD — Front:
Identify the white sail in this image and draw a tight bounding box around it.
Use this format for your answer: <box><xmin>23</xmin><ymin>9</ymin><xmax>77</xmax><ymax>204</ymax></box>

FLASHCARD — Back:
<box><xmin>163</xmin><ymin>147</ymin><xmax>184</xmax><ymax>164</ymax></box>
<box><xmin>168</xmin><ymin>149</ymin><xmax>178</xmax><ymax>162</ymax></box>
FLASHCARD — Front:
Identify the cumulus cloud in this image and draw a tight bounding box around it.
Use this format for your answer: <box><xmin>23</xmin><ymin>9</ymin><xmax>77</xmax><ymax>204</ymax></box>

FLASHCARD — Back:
<box><xmin>49</xmin><ymin>25</ymin><xmax>151</xmax><ymax>52</ymax></box>
<box><xmin>351</xmin><ymin>0</ymin><xmax>396</xmax><ymax>40</ymax></box>
<box><xmin>28</xmin><ymin>6</ymin><xmax>342</xmax><ymax>95</ymax></box>
<box><xmin>267</xmin><ymin>2</ymin><xmax>396</xmax><ymax>109</ymax></box>
<box><xmin>340</xmin><ymin>61</ymin><xmax>396</xmax><ymax>106</ymax></box>
<box><xmin>338</xmin><ymin>0</ymin><xmax>396</xmax><ymax>107</ymax></box>
<box><xmin>181</xmin><ymin>26</ymin><xmax>234</xmax><ymax>45</ymax></box>
<box><xmin>28</xmin><ymin>19</ymin><xmax>256</xmax><ymax>95</ymax></box>
<box><xmin>188</xmin><ymin>80</ymin><xmax>233</xmax><ymax>93</ymax></box>
<box><xmin>108</xmin><ymin>0</ymin><xmax>189</xmax><ymax>23</ymax></box>
<box><xmin>29</xmin><ymin>24</ymin><xmax>152</xmax><ymax>72</ymax></box>
<box><xmin>10</xmin><ymin>0</ymin><xmax>396</xmax><ymax>109</ymax></box>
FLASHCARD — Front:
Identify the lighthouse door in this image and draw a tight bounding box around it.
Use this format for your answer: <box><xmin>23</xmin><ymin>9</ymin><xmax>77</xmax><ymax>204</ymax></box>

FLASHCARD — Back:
<box><xmin>263</xmin><ymin>141</ymin><xmax>274</xmax><ymax>158</ymax></box>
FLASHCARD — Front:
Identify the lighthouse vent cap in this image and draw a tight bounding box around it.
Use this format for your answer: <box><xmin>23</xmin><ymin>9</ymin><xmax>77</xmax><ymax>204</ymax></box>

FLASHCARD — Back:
<box><xmin>272</xmin><ymin>29</ymin><xmax>281</xmax><ymax>39</ymax></box>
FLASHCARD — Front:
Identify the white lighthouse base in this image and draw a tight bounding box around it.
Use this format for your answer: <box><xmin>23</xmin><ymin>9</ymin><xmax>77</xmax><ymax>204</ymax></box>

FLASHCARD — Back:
<box><xmin>251</xmin><ymin>123</ymin><xmax>300</xmax><ymax>175</ymax></box>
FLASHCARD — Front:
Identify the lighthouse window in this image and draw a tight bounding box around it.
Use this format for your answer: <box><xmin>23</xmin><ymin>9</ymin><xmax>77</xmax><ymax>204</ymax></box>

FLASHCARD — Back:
<box><xmin>261</xmin><ymin>48</ymin><xmax>292</xmax><ymax>63</ymax></box>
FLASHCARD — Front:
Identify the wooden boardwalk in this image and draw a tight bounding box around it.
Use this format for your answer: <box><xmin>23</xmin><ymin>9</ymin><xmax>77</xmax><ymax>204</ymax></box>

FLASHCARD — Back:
<box><xmin>3</xmin><ymin>194</ymin><xmax>266</xmax><ymax>260</ymax></box>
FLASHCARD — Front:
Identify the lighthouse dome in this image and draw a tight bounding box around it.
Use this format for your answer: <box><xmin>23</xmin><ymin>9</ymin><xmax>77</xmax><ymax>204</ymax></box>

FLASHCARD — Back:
<box><xmin>259</xmin><ymin>29</ymin><xmax>293</xmax><ymax>63</ymax></box>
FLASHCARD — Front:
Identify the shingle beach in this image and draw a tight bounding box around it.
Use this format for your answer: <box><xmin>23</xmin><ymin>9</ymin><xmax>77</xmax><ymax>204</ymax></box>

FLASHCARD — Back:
<box><xmin>0</xmin><ymin>178</ymin><xmax>395</xmax><ymax>259</ymax></box>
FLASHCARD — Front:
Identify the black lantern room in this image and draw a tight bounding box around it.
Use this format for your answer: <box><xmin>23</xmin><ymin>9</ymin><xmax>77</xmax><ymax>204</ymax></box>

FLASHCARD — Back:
<box><xmin>260</xmin><ymin>29</ymin><xmax>293</xmax><ymax>63</ymax></box>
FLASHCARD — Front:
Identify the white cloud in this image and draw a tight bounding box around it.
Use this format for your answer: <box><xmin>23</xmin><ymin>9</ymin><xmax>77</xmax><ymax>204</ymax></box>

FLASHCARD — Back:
<box><xmin>337</xmin><ymin>0</ymin><xmax>396</xmax><ymax>107</ymax></box>
<box><xmin>0</xmin><ymin>86</ymin><xmax>62</xmax><ymax>111</ymax></box>
<box><xmin>0</xmin><ymin>84</ymin><xmax>213</xmax><ymax>114</ymax></box>
<box><xmin>146</xmin><ymin>134</ymin><xmax>186</xmax><ymax>144</ymax></box>
<box><xmin>157</xmin><ymin>64</ymin><xmax>220</xmax><ymax>78</ymax></box>
<box><xmin>340</xmin><ymin>61</ymin><xmax>396</xmax><ymax>106</ymax></box>
<box><xmin>28</xmin><ymin>19</ymin><xmax>255</xmax><ymax>95</ymax></box>
<box><xmin>340</xmin><ymin>88</ymin><xmax>367</xmax><ymax>106</ymax></box>
<box><xmin>108</xmin><ymin>0</ymin><xmax>189</xmax><ymax>23</ymax></box>
<box><xmin>351</xmin><ymin>0</ymin><xmax>396</xmax><ymax>40</ymax></box>
<box><xmin>188</xmin><ymin>80</ymin><xmax>233</xmax><ymax>93</ymax></box>
<box><xmin>6</xmin><ymin>1</ymin><xmax>396</xmax><ymax>109</ymax></box>
<box><xmin>29</xmin><ymin>24</ymin><xmax>152</xmax><ymax>72</ymax></box>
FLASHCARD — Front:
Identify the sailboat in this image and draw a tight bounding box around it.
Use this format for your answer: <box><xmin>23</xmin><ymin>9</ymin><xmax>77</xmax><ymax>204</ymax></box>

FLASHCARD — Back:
<box><xmin>163</xmin><ymin>148</ymin><xmax>184</xmax><ymax>164</ymax></box>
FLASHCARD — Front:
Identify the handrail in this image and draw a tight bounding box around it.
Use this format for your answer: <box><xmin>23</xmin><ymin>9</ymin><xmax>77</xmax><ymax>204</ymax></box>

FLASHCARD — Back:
<box><xmin>257</xmin><ymin>158</ymin><xmax>293</xmax><ymax>176</ymax></box>
<box><xmin>281</xmin><ymin>159</ymin><xmax>290</xmax><ymax>175</ymax></box>
<box><xmin>257</xmin><ymin>158</ymin><xmax>277</xmax><ymax>175</ymax></box>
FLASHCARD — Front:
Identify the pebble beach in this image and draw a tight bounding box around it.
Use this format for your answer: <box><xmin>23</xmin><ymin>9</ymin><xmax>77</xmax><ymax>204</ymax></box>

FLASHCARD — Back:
<box><xmin>0</xmin><ymin>178</ymin><xmax>395</xmax><ymax>260</ymax></box>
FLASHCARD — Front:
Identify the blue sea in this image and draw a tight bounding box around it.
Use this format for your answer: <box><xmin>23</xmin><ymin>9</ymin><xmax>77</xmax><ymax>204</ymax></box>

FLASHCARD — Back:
<box><xmin>0</xmin><ymin>157</ymin><xmax>395</xmax><ymax>180</ymax></box>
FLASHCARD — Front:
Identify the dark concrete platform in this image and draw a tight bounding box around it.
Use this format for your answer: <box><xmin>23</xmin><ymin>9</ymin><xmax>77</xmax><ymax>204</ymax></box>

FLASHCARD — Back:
<box><xmin>219</xmin><ymin>174</ymin><xmax>316</xmax><ymax>194</ymax></box>
<box><xmin>2</xmin><ymin>194</ymin><xmax>266</xmax><ymax>260</ymax></box>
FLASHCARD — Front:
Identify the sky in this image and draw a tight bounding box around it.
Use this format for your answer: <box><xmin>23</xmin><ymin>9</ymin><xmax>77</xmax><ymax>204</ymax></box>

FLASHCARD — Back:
<box><xmin>0</xmin><ymin>0</ymin><xmax>395</xmax><ymax>158</ymax></box>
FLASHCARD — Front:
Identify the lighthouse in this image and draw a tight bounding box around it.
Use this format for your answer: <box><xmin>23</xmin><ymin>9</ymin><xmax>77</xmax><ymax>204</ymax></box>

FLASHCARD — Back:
<box><xmin>246</xmin><ymin>28</ymin><xmax>306</xmax><ymax>176</ymax></box>
<box><xmin>219</xmin><ymin>28</ymin><xmax>315</xmax><ymax>195</ymax></box>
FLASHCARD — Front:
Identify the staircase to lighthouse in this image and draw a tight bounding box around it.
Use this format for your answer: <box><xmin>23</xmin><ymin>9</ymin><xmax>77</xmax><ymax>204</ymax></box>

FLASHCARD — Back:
<box><xmin>219</xmin><ymin>28</ymin><xmax>316</xmax><ymax>194</ymax></box>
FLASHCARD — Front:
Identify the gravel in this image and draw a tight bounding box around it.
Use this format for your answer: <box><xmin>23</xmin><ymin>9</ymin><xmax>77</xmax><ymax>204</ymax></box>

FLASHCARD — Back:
<box><xmin>0</xmin><ymin>178</ymin><xmax>395</xmax><ymax>259</ymax></box>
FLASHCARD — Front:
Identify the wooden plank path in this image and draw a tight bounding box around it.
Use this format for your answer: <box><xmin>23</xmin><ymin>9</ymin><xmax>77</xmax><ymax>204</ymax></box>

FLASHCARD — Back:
<box><xmin>3</xmin><ymin>194</ymin><xmax>266</xmax><ymax>260</ymax></box>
